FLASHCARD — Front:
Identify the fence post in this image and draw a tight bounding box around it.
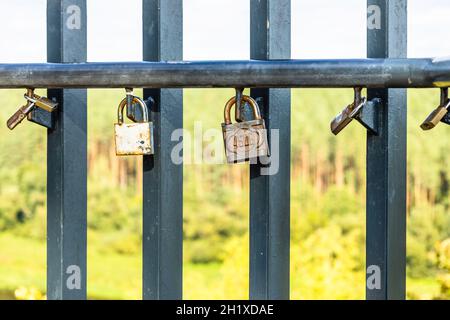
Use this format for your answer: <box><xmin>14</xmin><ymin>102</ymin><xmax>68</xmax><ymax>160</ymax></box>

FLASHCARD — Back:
<box><xmin>249</xmin><ymin>0</ymin><xmax>291</xmax><ymax>300</ymax></box>
<box><xmin>46</xmin><ymin>0</ymin><xmax>87</xmax><ymax>300</ymax></box>
<box><xmin>142</xmin><ymin>0</ymin><xmax>183</xmax><ymax>300</ymax></box>
<box><xmin>366</xmin><ymin>0</ymin><xmax>407</xmax><ymax>299</ymax></box>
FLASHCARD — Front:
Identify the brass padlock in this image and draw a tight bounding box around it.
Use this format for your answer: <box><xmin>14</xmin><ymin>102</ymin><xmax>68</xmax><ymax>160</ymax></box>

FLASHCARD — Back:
<box><xmin>420</xmin><ymin>88</ymin><xmax>450</xmax><ymax>130</ymax></box>
<box><xmin>222</xmin><ymin>95</ymin><xmax>269</xmax><ymax>163</ymax></box>
<box><xmin>7</xmin><ymin>88</ymin><xmax>59</xmax><ymax>130</ymax></box>
<box><xmin>25</xmin><ymin>92</ymin><xmax>58</xmax><ymax>113</ymax></box>
<box><xmin>114</xmin><ymin>95</ymin><xmax>154</xmax><ymax>156</ymax></box>
<box><xmin>330</xmin><ymin>102</ymin><xmax>356</xmax><ymax>135</ymax></box>
<box><xmin>330</xmin><ymin>87</ymin><xmax>366</xmax><ymax>135</ymax></box>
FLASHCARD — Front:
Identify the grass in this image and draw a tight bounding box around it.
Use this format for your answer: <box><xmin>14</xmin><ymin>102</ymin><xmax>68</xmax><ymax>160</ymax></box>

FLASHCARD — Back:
<box><xmin>0</xmin><ymin>234</ymin><xmax>46</xmax><ymax>295</ymax></box>
<box><xmin>0</xmin><ymin>233</ymin><xmax>223</xmax><ymax>300</ymax></box>
<box><xmin>0</xmin><ymin>233</ymin><xmax>442</xmax><ymax>300</ymax></box>
<box><xmin>406</xmin><ymin>277</ymin><xmax>441</xmax><ymax>300</ymax></box>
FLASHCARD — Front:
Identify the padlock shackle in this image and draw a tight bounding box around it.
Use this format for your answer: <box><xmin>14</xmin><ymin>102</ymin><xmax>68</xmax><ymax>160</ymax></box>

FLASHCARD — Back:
<box><xmin>117</xmin><ymin>96</ymin><xmax>149</xmax><ymax>124</ymax></box>
<box><xmin>440</xmin><ymin>87</ymin><xmax>449</xmax><ymax>106</ymax></box>
<box><xmin>25</xmin><ymin>88</ymin><xmax>34</xmax><ymax>97</ymax></box>
<box><xmin>224</xmin><ymin>95</ymin><xmax>261</xmax><ymax>125</ymax></box>
<box><xmin>353</xmin><ymin>87</ymin><xmax>363</xmax><ymax>107</ymax></box>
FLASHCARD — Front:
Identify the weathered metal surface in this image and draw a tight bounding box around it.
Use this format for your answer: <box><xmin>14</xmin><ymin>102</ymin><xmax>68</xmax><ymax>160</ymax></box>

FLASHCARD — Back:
<box><xmin>27</xmin><ymin>106</ymin><xmax>55</xmax><ymax>129</ymax></box>
<box><xmin>249</xmin><ymin>0</ymin><xmax>291</xmax><ymax>300</ymax></box>
<box><xmin>26</xmin><ymin>94</ymin><xmax>58</xmax><ymax>112</ymax></box>
<box><xmin>142</xmin><ymin>0</ymin><xmax>183</xmax><ymax>300</ymax></box>
<box><xmin>366</xmin><ymin>0</ymin><xmax>407</xmax><ymax>300</ymax></box>
<box><xmin>7</xmin><ymin>102</ymin><xmax>35</xmax><ymax>130</ymax></box>
<box><xmin>355</xmin><ymin>98</ymin><xmax>381</xmax><ymax>135</ymax></box>
<box><xmin>330</xmin><ymin>87</ymin><xmax>365</xmax><ymax>135</ymax></box>
<box><xmin>114</xmin><ymin>123</ymin><xmax>153</xmax><ymax>155</ymax></box>
<box><xmin>127</xmin><ymin>97</ymin><xmax>155</xmax><ymax>123</ymax></box>
<box><xmin>114</xmin><ymin>93</ymin><xmax>153</xmax><ymax>156</ymax></box>
<box><xmin>421</xmin><ymin>102</ymin><xmax>450</xmax><ymax>130</ymax></box>
<box><xmin>6</xmin><ymin>88</ymin><xmax>58</xmax><ymax>130</ymax></box>
<box><xmin>421</xmin><ymin>88</ymin><xmax>450</xmax><ymax>130</ymax></box>
<box><xmin>0</xmin><ymin>58</ymin><xmax>449</xmax><ymax>88</ymax></box>
<box><xmin>46</xmin><ymin>0</ymin><xmax>87</xmax><ymax>300</ymax></box>
<box><xmin>222</xmin><ymin>120</ymin><xmax>269</xmax><ymax>163</ymax></box>
<box><xmin>222</xmin><ymin>95</ymin><xmax>269</xmax><ymax>163</ymax></box>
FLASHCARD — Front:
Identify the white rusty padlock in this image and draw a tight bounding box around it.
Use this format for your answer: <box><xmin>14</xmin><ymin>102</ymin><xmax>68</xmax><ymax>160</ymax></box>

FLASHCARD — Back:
<box><xmin>114</xmin><ymin>95</ymin><xmax>154</xmax><ymax>156</ymax></box>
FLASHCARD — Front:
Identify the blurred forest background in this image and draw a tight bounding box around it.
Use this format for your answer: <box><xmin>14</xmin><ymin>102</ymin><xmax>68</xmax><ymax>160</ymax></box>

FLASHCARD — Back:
<box><xmin>0</xmin><ymin>88</ymin><xmax>449</xmax><ymax>300</ymax></box>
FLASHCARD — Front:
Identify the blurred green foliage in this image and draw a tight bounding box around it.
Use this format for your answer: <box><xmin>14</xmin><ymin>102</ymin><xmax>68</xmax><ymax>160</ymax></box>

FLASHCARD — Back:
<box><xmin>434</xmin><ymin>239</ymin><xmax>450</xmax><ymax>299</ymax></box>
<box><xmin>0</xmin><ymin>88</ymin><xmax>448</xmax><ymax>299</ymax></box>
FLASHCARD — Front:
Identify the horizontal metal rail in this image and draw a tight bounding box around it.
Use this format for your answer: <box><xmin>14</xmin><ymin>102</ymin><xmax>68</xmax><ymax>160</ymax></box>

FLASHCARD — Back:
<box><xmin>0</xmin><ymin>58</ymin><xmax>449</xmax><ymax>88</ymax></box>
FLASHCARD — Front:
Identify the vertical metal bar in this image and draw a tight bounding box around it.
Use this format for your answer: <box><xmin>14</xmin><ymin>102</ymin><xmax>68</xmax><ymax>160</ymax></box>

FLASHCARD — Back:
<box><xmin>249</xmin><ymin>0</ymin><xmax>291</xmax><ymax>300</ymax></box>
<box><xmin>46</xmin><ymin>0</ymin><xmax>87</xmax><ymax>300</ymax></box>
<box><xmin>366</xmin><ymin>0</ymin><xmax>407</xmax><ymax>300</ymax></box>
<box><xmin>142</xmin><ymin>0</ymin><xmax>183</xmax><ymax>300</ymax></box>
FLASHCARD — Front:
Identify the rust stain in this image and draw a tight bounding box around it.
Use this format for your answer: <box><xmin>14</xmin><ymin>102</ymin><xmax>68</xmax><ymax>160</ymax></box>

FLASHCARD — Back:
<box><xmin>114</xmin><ymin>122</ymin><xmax>153</xmax><ymax>156</ymax></box>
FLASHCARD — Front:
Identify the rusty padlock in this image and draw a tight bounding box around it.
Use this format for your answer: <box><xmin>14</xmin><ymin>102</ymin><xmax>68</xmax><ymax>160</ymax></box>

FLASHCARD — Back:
<box><xmin>221</xmin><ymin>95</ymin><xmax>269</xmax><ymax>163</ymax></box>
<box><xmin>330</xmin><ymin>87</ymin><xmax>366</xmax><ymax>135</ymax></box>
<box><xmin>7</xmin><ymin>88</ymin><xmax>58</xmax><ymax>130</ymax></box>
<box><xmin>114</xmin><ymin>95</ymin><xmax>154</xmax><ymax>156</ymax></box>
<box><xmin>25</xmin><ymin>92</ymin><xmax>58</xmax><ymax>113</ymax></box>
<box><xmin>420</xmin><ymin>88</ymin><xmax>450</xmax><ymax>130</ymax></box>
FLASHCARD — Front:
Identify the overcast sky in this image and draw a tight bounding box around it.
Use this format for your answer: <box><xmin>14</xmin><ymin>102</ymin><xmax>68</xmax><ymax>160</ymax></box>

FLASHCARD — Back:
<box><xmin>0</xmin><ymin>0</ymin><xmax>449</xmax><ymax>62</ymax></box>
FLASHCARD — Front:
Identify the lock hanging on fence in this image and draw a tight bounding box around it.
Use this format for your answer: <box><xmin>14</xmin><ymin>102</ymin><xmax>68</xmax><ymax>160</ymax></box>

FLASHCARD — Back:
<box><xmin>330</xmin><ymin>87</ymin><xmax>381</xmax><ymax>136</ymax></box>
<box><xmin>222</xmin><ymin>93</ymin><xmax>269</xmax><ymax>163</ymax></box>
<box><xmin>6</xmin><ymin>88</ymin><xmax>58</xmax><ymax>130</ymax></box>
<box><xmin>330</xmin><ymin>87</ymin><xmax>367</xmax><ymax>135</ymax></box>
<box><xmin>114</xmin><ymin>89</ymin><xmax>154</xmax><ymax>156</ymax></box>
<box><xmin>420</xmin><ymin>87</ymin><xmax>450</xmax><ymax>130</ymax></box>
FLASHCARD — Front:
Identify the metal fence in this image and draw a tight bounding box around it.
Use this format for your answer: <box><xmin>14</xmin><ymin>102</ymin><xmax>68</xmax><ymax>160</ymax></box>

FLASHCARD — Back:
<box><xmin>0</xmin><ymin>0</ymin><xmax>442</xmax><ymax>300</ymax></box>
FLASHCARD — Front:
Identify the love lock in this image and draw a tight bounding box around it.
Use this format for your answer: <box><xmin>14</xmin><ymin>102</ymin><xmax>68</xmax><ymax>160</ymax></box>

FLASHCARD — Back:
<box><xmin>330</xmin><ymin>87</ymin><xmax>380</xmax><ymax>136</ymax></box>
<box><xmin>421</xmin><ymin>87</ymin><xmax>450</xmax><ymax>130</ymax></box>
<box><xmin>7</xmin><ymin>88</ymin><xmax>58</xmax><ymax>130</ymax></box>
<box><xmin>222</xmin><ymin>94</ymin><xmax>269</xmax><ymax>163</ymax></box>
<box><xmin>114</xmin><ymin>89</ymin><xmax>154</xmax><ymax>156</ymax></box>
